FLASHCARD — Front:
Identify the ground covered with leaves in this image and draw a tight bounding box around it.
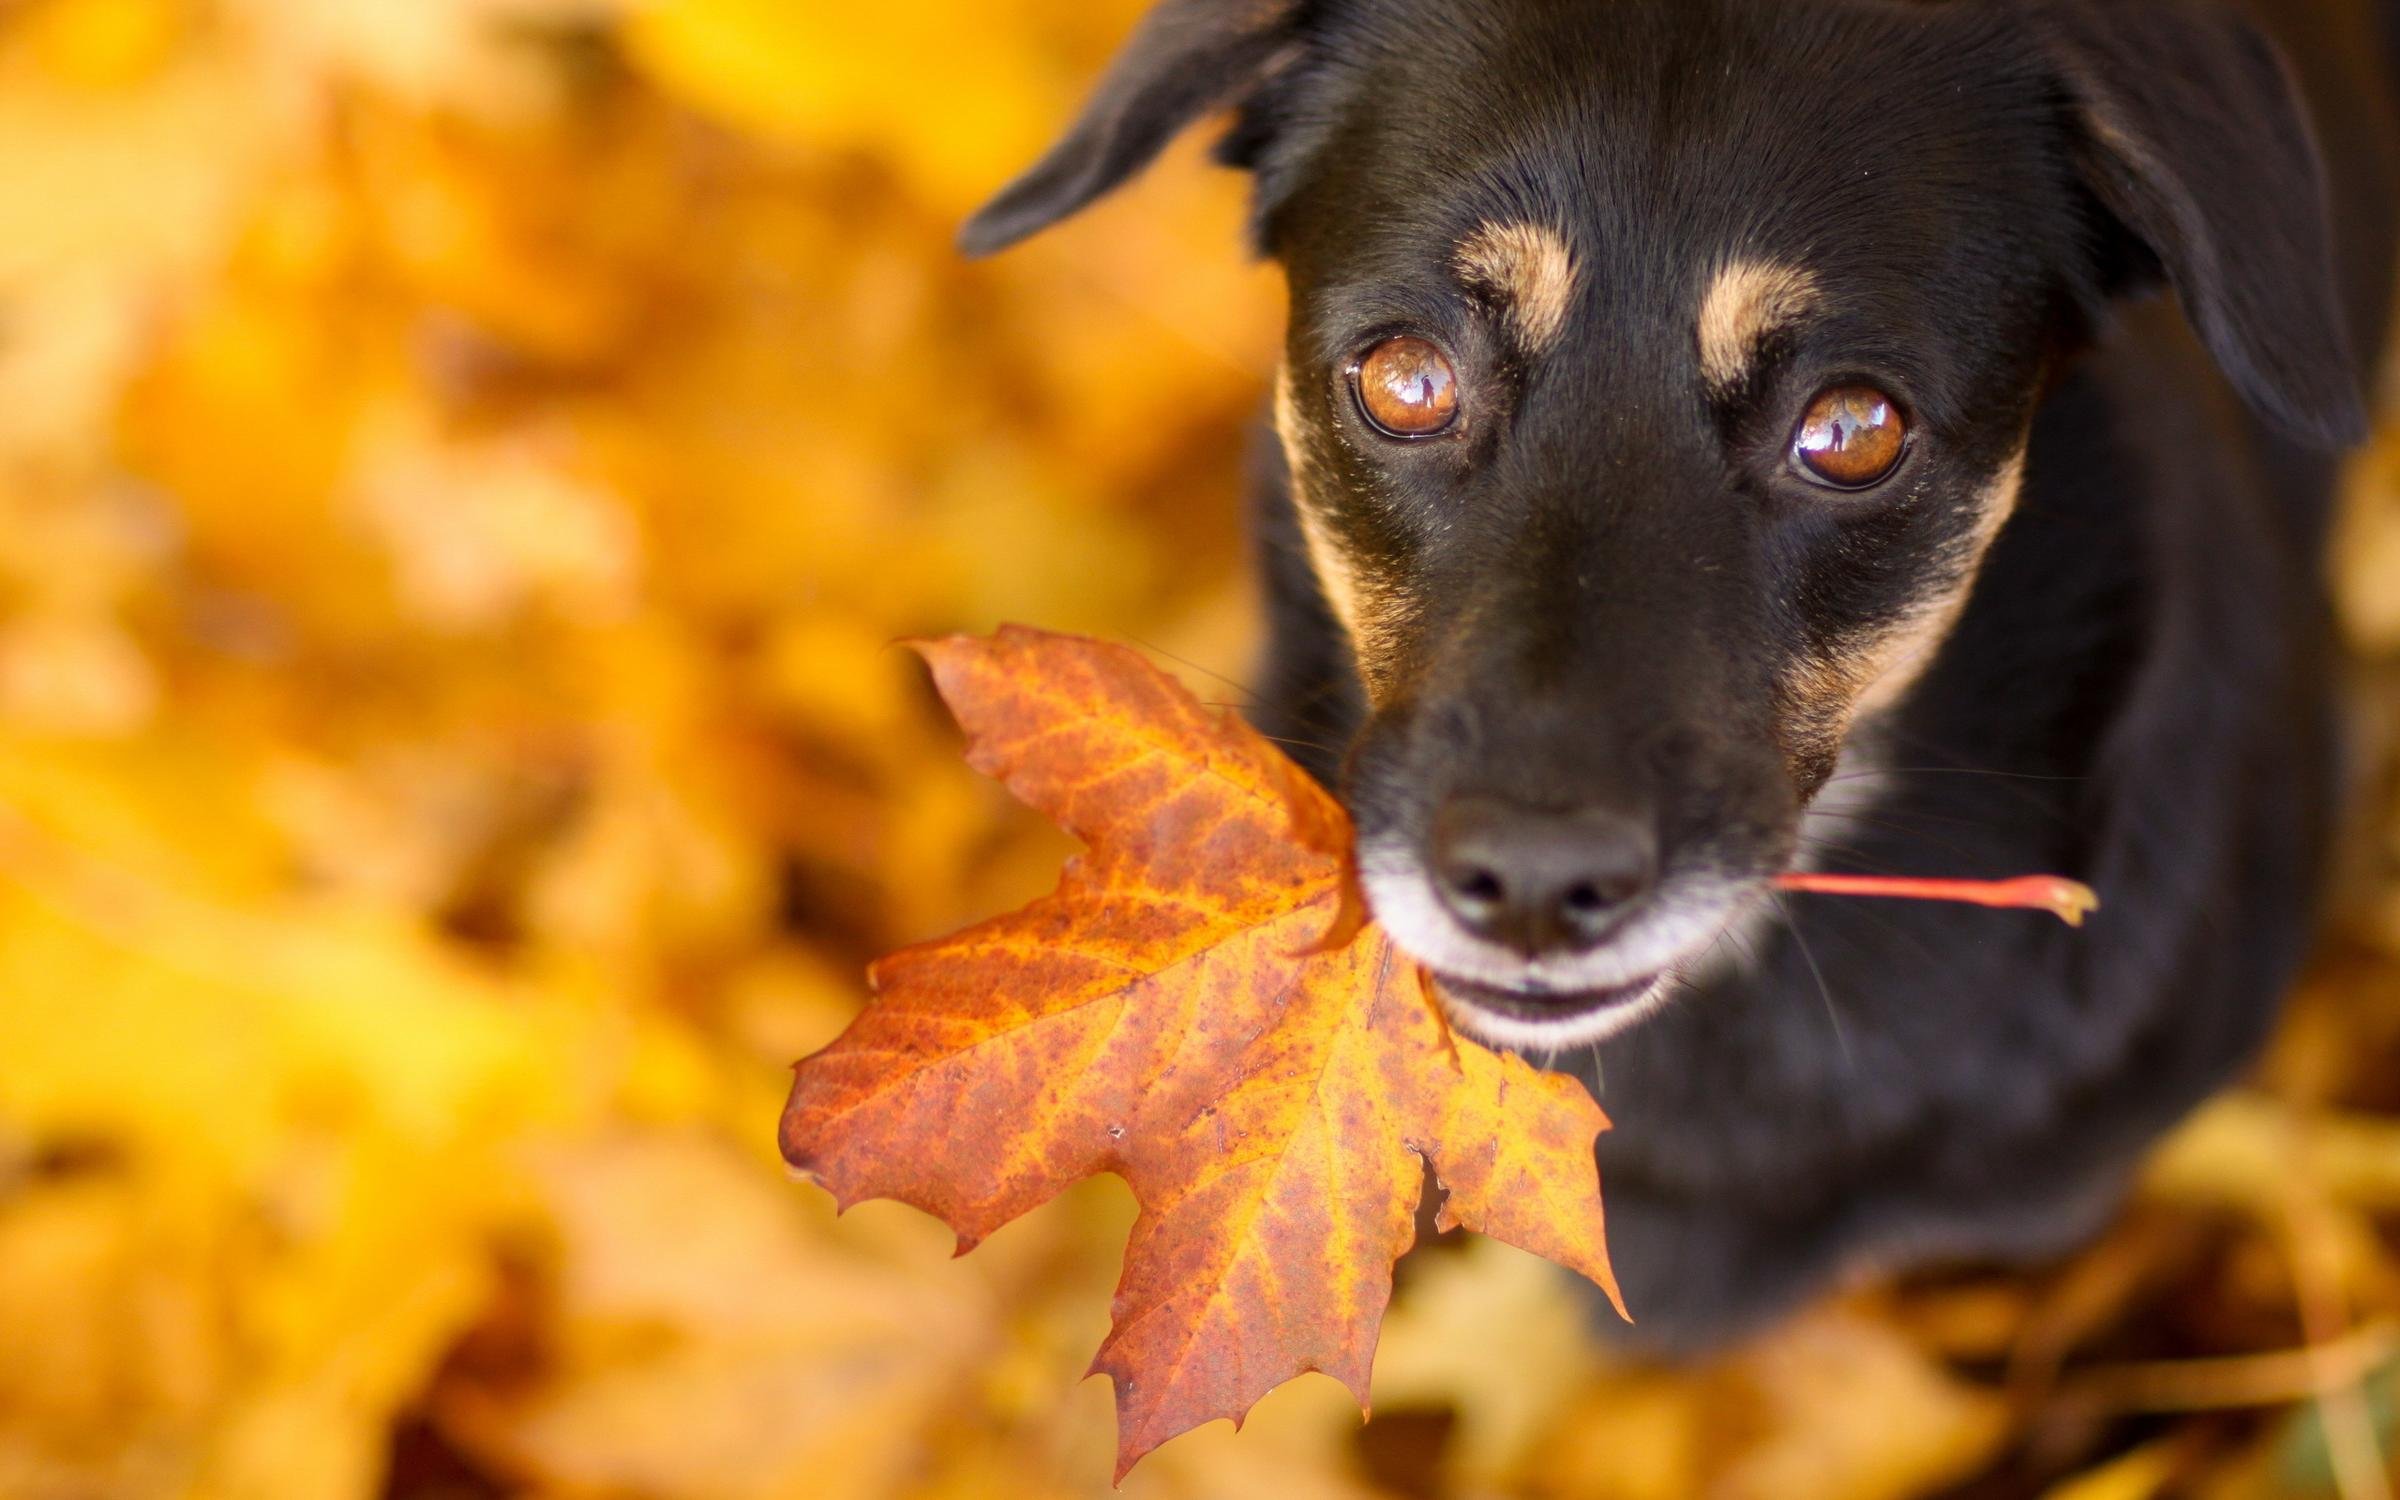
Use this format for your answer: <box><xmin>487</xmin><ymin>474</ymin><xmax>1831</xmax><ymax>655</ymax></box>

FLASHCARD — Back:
<box><xmin>4</xmin><ymin>2</ymin><xmax>2400</xmax><ymax>1497</ymax></box>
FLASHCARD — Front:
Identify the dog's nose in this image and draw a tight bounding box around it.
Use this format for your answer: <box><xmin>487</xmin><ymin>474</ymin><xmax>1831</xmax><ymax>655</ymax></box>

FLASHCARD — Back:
<box><xmin>1429</xmin><ymin>796</ymin><xmax>1656</xmax><ymax>956</ymax></box>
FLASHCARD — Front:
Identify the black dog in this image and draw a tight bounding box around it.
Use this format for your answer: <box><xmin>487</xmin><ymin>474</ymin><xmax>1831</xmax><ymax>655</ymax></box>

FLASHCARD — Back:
<box><xmin>961</xmin><ymin>0</ymin><xmax>2400</xmax><ymax>1350</ymax></box>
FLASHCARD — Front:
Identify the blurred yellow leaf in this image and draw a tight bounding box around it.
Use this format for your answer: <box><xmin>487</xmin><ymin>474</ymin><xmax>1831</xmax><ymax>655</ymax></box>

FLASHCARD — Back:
<box><xmin>0</xmin><ymin>2</ymin><xmax>2390</xmax><ymax>1496</ymax></box>
<box><xmin>441</xmin><ymin>1134</ymin><xmax>996</xmax><ymax>1500</ymax></box>
<box><xmin>623</xmin><ymin>0</ymin><xmax>1083</xmax><ymax>212</ymax></box>
<box><xmin>19</xmin><ymin>0</ymin><xmax>183</xmax><ymax>91</ymax></box>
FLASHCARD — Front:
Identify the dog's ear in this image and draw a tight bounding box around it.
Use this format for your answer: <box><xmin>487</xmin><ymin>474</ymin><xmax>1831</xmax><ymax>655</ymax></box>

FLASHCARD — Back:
<box><xmin>2030</xmin><ymin>0</ymin><xmax>2367</xmax><ymax>446</ymax></box>
<box><xmin>959</xmin><ymin>0</ymin><xmax>1305</xmax><ymax>258</ymax></box>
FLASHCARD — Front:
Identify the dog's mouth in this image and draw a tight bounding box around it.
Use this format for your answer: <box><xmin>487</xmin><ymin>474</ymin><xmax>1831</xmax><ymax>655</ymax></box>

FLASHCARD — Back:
<box><xmin>1357</xmin><ymin>839</ymin><xmax>1749</xmax><ymax>1050</ymax></box>
<box><xmin>1427</xmin><ymin>970</ymin><xmax>1677</xmax><ymax>1051</ymax></box>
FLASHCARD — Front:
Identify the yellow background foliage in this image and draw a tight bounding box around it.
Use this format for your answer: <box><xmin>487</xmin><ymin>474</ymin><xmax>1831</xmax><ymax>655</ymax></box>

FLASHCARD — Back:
<box><xmin>2</xmin><ymin>2</ymin><xmax>2399</xmax><ymax>1497</ymax></box>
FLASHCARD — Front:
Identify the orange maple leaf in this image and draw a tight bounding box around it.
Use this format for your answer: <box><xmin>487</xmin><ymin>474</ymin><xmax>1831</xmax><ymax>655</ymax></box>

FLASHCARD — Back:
<box><xmin>779</xmin><ymin>626</ymin><xmax>1624</xmax><ymax>1479</ymax></box>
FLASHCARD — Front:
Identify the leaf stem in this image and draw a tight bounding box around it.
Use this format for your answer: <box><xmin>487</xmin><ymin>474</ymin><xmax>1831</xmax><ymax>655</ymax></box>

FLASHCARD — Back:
<box><xmin>1773</xmin><ymin>872</ymin><xmax>2100</xmax><ymax>927</ymax></box>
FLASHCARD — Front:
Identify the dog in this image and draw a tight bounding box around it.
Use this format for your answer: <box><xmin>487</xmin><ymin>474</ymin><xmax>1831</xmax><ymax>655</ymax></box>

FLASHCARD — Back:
<box><xmin>959</xmin><ymin>0</ymin><xmax>2400</xmax><ymax>1351</ymax></box>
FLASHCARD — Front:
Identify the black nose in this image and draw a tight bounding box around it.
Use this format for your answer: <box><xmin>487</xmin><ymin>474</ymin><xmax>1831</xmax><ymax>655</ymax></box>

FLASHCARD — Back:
<box><xmin>1429</xmin><ymin>796</ymin><xmax>1657</xmax><ymax>956</ymax></box>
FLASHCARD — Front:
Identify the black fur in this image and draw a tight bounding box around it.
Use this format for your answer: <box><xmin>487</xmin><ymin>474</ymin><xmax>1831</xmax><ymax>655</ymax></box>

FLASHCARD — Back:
<box><xmin>968</xmin><ymin>0</ymin><xmax>2398</xmax><ymax>1350</ymax></box>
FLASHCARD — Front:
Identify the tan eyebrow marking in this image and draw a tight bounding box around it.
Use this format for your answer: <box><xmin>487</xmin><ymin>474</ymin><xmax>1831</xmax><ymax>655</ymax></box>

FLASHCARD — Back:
<box><xmin>1455</xmin><ymin>220</ymin><xmax>1579</xmax><ymax>353</ymax></box>
<box><xmin>1274</xmin><ymin>362</ymin><xmax>1409</xmax><ymax>703</ymax></box>
<box><xmin>1697</xmin><ymin>259</ymin><xmax>1823</xmax><ymax>392</ymax></box>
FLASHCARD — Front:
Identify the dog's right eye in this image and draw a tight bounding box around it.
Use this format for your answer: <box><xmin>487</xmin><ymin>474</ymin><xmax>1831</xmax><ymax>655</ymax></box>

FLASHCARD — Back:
<box><xmin>1791</xmin><ymin>385</ymin><xmax>1907</xmax><ymax>489</ymax></box>
<box><xmin>1350</xmin><ymin>337</ymin><xmax>1460</xmax><ymax>438</ymax></box>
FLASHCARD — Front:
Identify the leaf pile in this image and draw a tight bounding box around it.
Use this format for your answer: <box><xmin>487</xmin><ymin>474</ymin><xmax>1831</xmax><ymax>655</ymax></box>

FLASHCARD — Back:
<box><xmin>782</xmin><ymin>627</ymin><xmax>1621</xmax><ymax>1476</ymax></box>
<box><xmin>5</xmin><ymin>0</ymin><xmax>2400</xmax><ymax>1497</ymax></box>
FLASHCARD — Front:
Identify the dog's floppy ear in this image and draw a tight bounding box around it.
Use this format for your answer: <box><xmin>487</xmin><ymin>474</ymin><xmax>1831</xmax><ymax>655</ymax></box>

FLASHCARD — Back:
<box><xmin>2030</xmin><ymin>0</ymin><xmax>2367</xmax><ymax>446</ymax></box>
<box><xmin>959</xmin><ymin>0</ymin><xmax>1305</xmax><ymax>258</ymax></box>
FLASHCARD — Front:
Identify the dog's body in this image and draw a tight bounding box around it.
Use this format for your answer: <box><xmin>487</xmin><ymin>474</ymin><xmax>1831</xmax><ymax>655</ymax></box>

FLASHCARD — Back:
<box><xmin>968</xmin><ymin>0</ymin><xmax>2399</xmax><ymax>1349</ymax></box>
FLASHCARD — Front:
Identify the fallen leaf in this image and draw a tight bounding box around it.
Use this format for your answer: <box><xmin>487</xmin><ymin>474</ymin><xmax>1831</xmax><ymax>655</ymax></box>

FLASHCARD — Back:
<box><xmin>1367</xmin><ymin>1236</ymin><xmax>1604</xmax><ymax>1487</ymax></box>
<box><xmin>438</xmin><ymin>1134</ymin><xmax>992</xmax><ymax>1500</ymax></box>
<box><xmin>779</xmin><ymin>625</ymin><xmax>1623</xmax><ymax>1479</ymax></box>
<box><xmin>1525</xmin><ymin>1308</ymin><xmax>2009</xmax><ymax>1500</ymax></box>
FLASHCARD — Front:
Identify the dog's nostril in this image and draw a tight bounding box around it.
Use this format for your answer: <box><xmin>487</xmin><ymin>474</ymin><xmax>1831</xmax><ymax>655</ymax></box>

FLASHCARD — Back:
<box><xmin>1455</xmin><ymin>868</ymin><xmax>1506</xmax><ymax>904</ymax></box>
<box><xmin>1428</xmin><ymin>795</ymin><xmax>1658</xmax><ymax>957</ymax></box>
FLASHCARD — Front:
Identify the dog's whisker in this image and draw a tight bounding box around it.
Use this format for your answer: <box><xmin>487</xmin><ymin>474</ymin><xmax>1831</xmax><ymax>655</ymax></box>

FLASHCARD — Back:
<box><xmin>1790</xmin><ymin>833</ymin><xmax>1901</xmax><ymax>869</ymax></box>
<box><xmin>1799</xmin><ymin>808</ymin><xmax>2025</xmax><ymax>870</ymax></box>
<box><xmin>1823</xmin><ymin>765</ymin><xmax>2085</xmax><ymax>785</ymax></box>
<box><xmin>1804</xmin><ymin>803</ymin><xmax>2017</xmax><ymax>834</ymax></box>
<box><xmin>1246</xmin><ymin>681</ymin><xmax>1361</xmax><ymax>741</ymax></box>
<box><xmin>1786</xmin><ymin>884</ymin><xmax>1960</xmax><ymax>976</ymax></box>
<box><xmin>1210</xmin><ymin>718</ymin><xmax>1348</xmax><ymax>759</ymax></box>
<box><xmin>1140</xmin><ymin>641</ymin><xmax>1359</xmax><ymax>741</ymax></box>
<box><xmin>1773</xmin><ymin>894</ymin><xmax>1854</xmax><ymax>1075</ymax></box>
<box><xmin>1130</xmin><ymin>629</ymin><xmax>1359</xmax><ymax>748</ymax></box>
<box><xmin>1853</xmin><ymin>730</ymin><xmax>2088</xmax><ymax>815</ymax></box>
<box><xmin>1827</xmin><ymin>767</ymin><xmax>2084</xmax><ymax>782</ymax></box>
<box><xmin>1128</xmin><ymin>638</ymin><xmax>1267</xmax><ymax>705</ymax></box>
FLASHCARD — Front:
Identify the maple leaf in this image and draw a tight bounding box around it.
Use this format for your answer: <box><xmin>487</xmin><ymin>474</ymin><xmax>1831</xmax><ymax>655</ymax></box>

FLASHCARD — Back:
<box><xmin>779</xmin><ymin>625</ymin><xmax>1624</xmax><ymax>1480</ymax></box>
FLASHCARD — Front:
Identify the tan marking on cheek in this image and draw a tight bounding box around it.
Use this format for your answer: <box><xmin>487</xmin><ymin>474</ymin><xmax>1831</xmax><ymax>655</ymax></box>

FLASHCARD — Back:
<box><xmin>1455</xmin><ymin>220</ymin><xmax>1578</xmax><ymax>353</ymax></box>
<box><xmin>1783</xmin><ymin>447</ymin><xmax>2030</xmax><ymax>745</ymax></box>
<box><xmin>1274</xmin><ymin>363</ymin><xmax>1408</xmax><ymax>702</ymax></box>
<box><xmin>1696</xmin><ymin>260</ymin><xmax>1823</xmax><ymax>393</ymax></box>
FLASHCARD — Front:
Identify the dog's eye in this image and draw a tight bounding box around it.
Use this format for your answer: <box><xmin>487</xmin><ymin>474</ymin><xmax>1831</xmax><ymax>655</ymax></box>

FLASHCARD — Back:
<box><xmin>1351</xmin><ymin>337</ymin><xmax>1459</xmax><ymax>438</ymax></box>
<box><xmin>1792</xmin><ymin>386</ymin><xmax>1906</xmax><ymax>489</ymax></box>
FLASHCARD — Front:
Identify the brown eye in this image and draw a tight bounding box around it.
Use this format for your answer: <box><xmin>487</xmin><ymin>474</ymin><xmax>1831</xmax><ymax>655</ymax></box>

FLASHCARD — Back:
<box><xmin>1791</xmin><ymin>385</ymin><xmax>1907</xmax><ymax>489</ymax></box>
<box><xmin>1352</xmin><ymin>336</ymin><xmax>1460</xmax><ymax>438</ymax></box>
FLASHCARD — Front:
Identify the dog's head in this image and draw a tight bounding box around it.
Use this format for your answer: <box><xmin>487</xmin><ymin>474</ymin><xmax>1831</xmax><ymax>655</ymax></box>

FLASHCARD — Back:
<box><xmin>964</xmin><ymin>0</ymin><xmax>2365</xmax><ymax>1048</ymax></box>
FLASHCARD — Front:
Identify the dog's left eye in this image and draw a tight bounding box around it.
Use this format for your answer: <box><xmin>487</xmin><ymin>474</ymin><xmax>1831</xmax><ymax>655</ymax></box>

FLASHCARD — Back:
<box><xmin>1792</xmin><ymin>386</ymin><xmax>1907</xmax><ymax>489</ymax></box>
<box><xmin>1350</xmin><ymin>337</ymin><xmax>1460</xmax><ymax>438</ymax></box>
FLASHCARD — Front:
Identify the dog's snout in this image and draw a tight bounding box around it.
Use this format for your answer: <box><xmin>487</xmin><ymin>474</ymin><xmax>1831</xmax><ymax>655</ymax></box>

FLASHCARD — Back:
<box><xmin>1429</xmin><ymin>796</ymin><xmax>1657</xmax><ymax>957</ymax></box>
